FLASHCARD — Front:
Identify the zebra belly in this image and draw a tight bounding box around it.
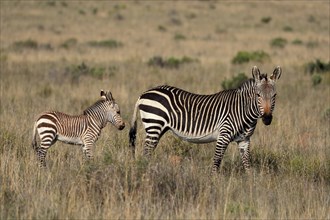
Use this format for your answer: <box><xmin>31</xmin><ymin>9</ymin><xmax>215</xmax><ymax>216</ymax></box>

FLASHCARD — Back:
<box><xmin>171</xmin><ymin>129</ymin><xmax>218</xmax><ymax>144</ymax></box>
<box><xmin>57</xmin><ymin>134</ymin><xmax>83</xmax><ymax>145</ymax></box>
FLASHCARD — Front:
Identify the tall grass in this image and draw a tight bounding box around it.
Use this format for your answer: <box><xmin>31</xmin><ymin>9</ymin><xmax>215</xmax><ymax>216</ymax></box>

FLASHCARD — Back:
<box><xmin>1</xmin><ymin>1</ymin><xmax>329</xmax><ymax>219</ymax></box>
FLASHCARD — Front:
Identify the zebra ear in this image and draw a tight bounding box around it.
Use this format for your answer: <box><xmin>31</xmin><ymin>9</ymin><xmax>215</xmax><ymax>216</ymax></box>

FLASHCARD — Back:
<box><xmin>108</xmin><ymin>92</ymin><xmax>114</xmax><ymax>101</ymax></box>
<box><xmin>100</xmin><ymin>90</ymin><xmax>106</xmax><ymax>100</ymax></box>
<box><xmin>252</xmin><ymin>66</ymin><xmax>261</xmax><ymax>82</ymax></box>
<box><xmin>270</xmin><ymin>66</ymin><xmax>282</xmax><ymax>81</ymax></box>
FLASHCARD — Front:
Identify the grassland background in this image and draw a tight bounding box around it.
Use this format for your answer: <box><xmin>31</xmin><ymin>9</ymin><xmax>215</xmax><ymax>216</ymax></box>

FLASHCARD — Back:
<box><xmin>0</xmin><ymin>1</ymin><xmax>329</xmax><ymax>219</ymax></box>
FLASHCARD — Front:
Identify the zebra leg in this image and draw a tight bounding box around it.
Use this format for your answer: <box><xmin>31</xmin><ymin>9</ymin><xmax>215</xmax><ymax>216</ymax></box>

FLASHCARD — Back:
<box><xmin>82</xmin><ymin>144</ymin><xmax>94</xmax><ymax>160</ymax></box>
<box><xmin>36</xmin><ymin>146</ymin><xmax>48</xmax><ymax>168</ymax></box>
<box><xmin>36</xmin><ymin>131</ymin><xmax>57</xmax><ymax>168</ymax></box>
<box><xmin>143</xmin><ymin>134</ymin><xmax>160</xmax><ymax>158</ymax></box>
<box><xmin>238</xmin><ymin>140</ymin><xmax>251</xmax><ymax>171</ymax></box>
<box><xmin>212</xmin><ymin>134</ymin><xmax>231</xmax><ymax>173</ymax></box>
<box><xmin>37</xmin><ymin>139</ymin><xmax>56</xmax><ymax>168</ymax></box>
<box><xmin>82</xmin><ymin>137</ymin><xmax>95</xmax><ymax>160</ymax></box>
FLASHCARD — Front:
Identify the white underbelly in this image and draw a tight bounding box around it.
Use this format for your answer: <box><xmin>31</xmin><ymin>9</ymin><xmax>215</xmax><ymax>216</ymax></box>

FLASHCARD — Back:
<box><xmin>57</xmin><ymin>135</ymin><xmax>83</xmax><ymax>145</ymax></box>
<box><xmin>171</xmin><ymin>129</ymin><xmax>218</xmax><ymax>144</ymax></box>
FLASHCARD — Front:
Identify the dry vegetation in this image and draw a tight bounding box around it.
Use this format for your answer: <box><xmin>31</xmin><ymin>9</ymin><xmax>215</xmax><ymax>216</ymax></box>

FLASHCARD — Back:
<box><xmin>0</xmin><ymin>1</ymin><xmax>329</xmax><ymax>219</ymax></box>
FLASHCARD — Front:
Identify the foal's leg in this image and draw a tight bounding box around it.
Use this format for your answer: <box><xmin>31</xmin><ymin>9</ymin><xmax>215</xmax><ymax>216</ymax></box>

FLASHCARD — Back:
<box><xmin>37</xmin><ymin>131</ymin><xmax>57</xmax><ymax>167</ymax></box>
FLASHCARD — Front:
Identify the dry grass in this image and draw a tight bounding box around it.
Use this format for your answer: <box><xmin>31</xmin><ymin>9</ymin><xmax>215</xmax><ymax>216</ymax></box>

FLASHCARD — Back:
<box><xmin>1</xmin><ymin>1</ymin><xmax>329</xmax><ymax>219</ymax></box>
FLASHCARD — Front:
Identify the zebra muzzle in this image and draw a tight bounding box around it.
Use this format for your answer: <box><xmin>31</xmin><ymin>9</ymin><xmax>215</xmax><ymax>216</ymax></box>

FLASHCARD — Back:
<box><xmin>262</xmin><ymin>114</ymin><xmax>272</xmax><ymax>126</ymax></box>
<box><xmin>118</xmin><ymin>122</ymin><xmax>125</xmax><ymax>130</ymax></box>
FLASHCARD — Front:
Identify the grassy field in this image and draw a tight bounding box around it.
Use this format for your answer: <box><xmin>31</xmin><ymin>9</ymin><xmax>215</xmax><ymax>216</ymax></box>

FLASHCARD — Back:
<box><xmin>1</xmin><ymin>1</ymin><xmax>329</xmax><ymax>219</ymax></box>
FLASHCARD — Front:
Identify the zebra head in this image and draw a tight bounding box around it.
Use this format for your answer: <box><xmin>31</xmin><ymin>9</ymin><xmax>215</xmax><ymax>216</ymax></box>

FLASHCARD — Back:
<box><xmin>252</xmin><ymin>66</ymin><xmax>282</xmax><ymax>126</ymax></box>
<box><xmin>100</xmin><ymin>90</ymin><xmax>125</xmax><ymax>130</ymax></box>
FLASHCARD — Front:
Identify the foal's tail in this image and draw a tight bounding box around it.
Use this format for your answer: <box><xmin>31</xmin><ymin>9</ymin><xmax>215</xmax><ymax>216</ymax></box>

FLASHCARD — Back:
<box><xmin>129</xmin><ymin>99</ymin><xmax>139</xmax><ymax>158</ymax></box>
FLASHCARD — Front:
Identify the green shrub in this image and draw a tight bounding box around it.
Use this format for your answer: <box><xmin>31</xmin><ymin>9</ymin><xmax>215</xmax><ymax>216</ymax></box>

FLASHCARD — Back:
<box><xmin>283</xmin><ymin>26</ymin><xmax>293</xmax><ymax>32</ymax></box>
<box><xmin>12</xmin><ymin>40</ymin><xmax>53</xmax><ymax>51</ymax></box>
<box><xmin>13</xmin><ymin>39</ymin><xmax>38</xmax><ymax>49</ymax></box>
<box><xmin>221</xmin><ymin>73</ymin><xmax>248</xmax><ymax>90</ymax></box>
<box><xmin>174</xmin><ymin>33</ymin><xmax>186</xmax><ymax>40</ymax></box>
<box><xmin>166</xmin><ymin>57</ymin><xmax>181</xmax><ymax>68</ymax></box>
<box><xmin>311</xmin><ymin>74</ymin><xmax>322</xmax><ymax>86</ymax></box>
<box><xmin>305</xmin><ymin>59</ymin><xmax>330</xmax><ymax>74</ymax></box>
<box><xmin>92</xmin><ymin>8</ymin><xmax>98</xmax><ymax>15</ymax></box>
<box><xmin>232</xmin><ymin>51</ymin><xmax>270</xmax><ymax>64</ymax></box>
<box><xmin>89</xmin><ymin>67</ymin><xmax>106</xmax><ymax>79</ymax></box>
<box><xmin>78</xmin><ymin>9</ymin><xmax>86</xmax><ymax>15</ymax></box>
<box><xmin>88</xmin><ymin>39</ymin><xmax>123</xmax><ymax>48</ymax></box>
<box><xmin>270</xmin><ymin>37</ymin><xmax>287</xmax><ymax>48</ymax></box>
<box><xmin>148</xmin><ymin>56</ymin><xmax>198</xmax><ymax>69</ymax></box>
<box><xmin>46</xmin><ymin>1</ymin><xmax>56</xmax><ymax>6</ymax></box>
<box><xmin>292</xmin><ymin>39</ymin><xmax>303</xmax><ymax>45</ymax></box>
<box><xmin>158</xmin><ymin>25</ymin><xmax>167</xmax><ymax>32</ymax></box>
<box><xmin>61</xmin><ymin>1</ymin><xmax>68</xmax><ymax>7</ymax></box>
<box><xmin>60</xmin><ymin>38</ymin><xmax>78</xmax><ymax>49</ymax></box>
<box><xmin>67</xmin><ymin>62</ymin><xmax>114</xmax><ymax>84</ymax></box>
<box><xmin>261</xmin><ymin>16</ymin><xmax>272</xmax><ymax>24</ymax></box>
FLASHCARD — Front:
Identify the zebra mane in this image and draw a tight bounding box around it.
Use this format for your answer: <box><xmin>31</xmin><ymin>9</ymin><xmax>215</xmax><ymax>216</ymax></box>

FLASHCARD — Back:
<box><xmin>83</xmin><ymin>99</ymin><xmax>107</xmax><ymax>115</ymax></box>
<box><xmin>83</xmin><ymin>90</ymin><xmax>115</xmax><ymax>115</ymax></box>
<box><xmin>237</xmin><ymin>78</ymin><xmax>255</xmax><ymax>92</ymax></box>
<box><xmin>237</xmin><ymin>73</ymin><xmax>268</xmax><ymax>92</ymax></box>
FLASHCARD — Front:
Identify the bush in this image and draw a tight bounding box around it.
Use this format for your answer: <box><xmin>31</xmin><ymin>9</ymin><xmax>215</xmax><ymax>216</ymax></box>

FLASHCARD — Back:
<box><xmin>292</xmin><ymin>39</ymin><xmax>303</xmax><ymax>45</ymax></box>
<box><xmin>158</xmin><ymin>25</ymin><xmax>167</xmax><ymax>32</ymax></box>
<box><xmin>88</xmin><ymin>39</ymin><xmax>123</xmax><ymax>48</ymax></box>
<box><xmin>261</xmin><ymin>16</ymin><xmax>272</xmax><ymax>24</ymax></box>
<box><xmin>221</xmin><ymin>73</ymin><xmax>248</xmax><ymax>90</ymax></box>
<box><xmin>283</xmin><ymin>26</ymin><xmax>293</xmax><ymax>32</ymax></box>
<box><xmin>311</xmin><ymin>74</ymin><xmax>322</xmax><ymax>86</ymax></box>
<box><xmin>270</xmin><ymin>37</ymin><xmax>287</xmax><ymax>48</ymax></box>
<box><xmin>13</xmin><ymin>39</ymin><xmax>38</xmax><ymax>49</ymax></box>
<box><xmin>305</xmin><ymin>59</ymin><xmax>330</xmax><ymax>74</ymax></box>
<box><xmin>232</xmin><ymin>50</ymin><xmax>270</xmax><ymax>64</ymax></box>
<box><xmin>66</xmin><ymin>62</ymin><xmax>115</xmax><ymax>84</ymax></box>
<box><xmin>174</xmin><ymin>33</ymin><xmax>186</xmax><ymax>40</ymax></box>
<box><xmin>60</xmin><ymin>38</ymin><xmax>78</xmax><ymax>49</ymax></box>
<box><xmin>147</xmin><ymin>56</ymin><xmax>198</xmax><ymax>69</ymax></box>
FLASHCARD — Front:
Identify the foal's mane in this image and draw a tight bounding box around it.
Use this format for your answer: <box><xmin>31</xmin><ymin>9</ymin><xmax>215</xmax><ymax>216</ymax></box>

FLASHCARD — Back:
<box><xmin>83</xmin><ymin>99</ymin><xmax>105</xmax><ymax>115</ymax></box>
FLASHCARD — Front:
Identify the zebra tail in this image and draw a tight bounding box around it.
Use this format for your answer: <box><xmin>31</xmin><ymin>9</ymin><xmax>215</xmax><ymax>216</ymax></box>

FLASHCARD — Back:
<box><xmin>129</xmin><ymin>100</ymin><xmax>139</xmax><ymax>158</ymax></box>
<box><xmin>31</xmin><ymin>122</ymin><xmax>38</xmax><ymax>152</ymax></box>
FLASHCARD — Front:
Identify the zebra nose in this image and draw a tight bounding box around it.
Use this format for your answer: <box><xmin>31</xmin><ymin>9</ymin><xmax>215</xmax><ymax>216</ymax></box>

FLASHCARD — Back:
<box><xmin>118</xmin><ymin>123</ymin><xmax>125</xmax><ymax>130</ymax></box>
<box><xmin>262</xmin><ymin>114</ymin><xmax>272</xmax><ymax>126</ymax></box>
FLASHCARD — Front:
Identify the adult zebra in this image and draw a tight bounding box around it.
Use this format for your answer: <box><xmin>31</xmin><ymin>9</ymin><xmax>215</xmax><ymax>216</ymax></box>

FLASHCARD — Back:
<box><xmin>32</xmin><ymin>90</ymin><xmax>125</xmax><ymax>167</ymax></box>
<box><xmin>129</xmin><ymin>66</ymin><xmax>282</xmax><ymax>173</ymax></box>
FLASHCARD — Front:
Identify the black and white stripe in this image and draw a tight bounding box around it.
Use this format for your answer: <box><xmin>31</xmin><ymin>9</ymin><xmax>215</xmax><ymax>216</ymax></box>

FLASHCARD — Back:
<box><xmin>32</xmin><ymin>90</ymin><xmax>125</xmax><ymax>167</ymax></box>
<box><xmin>129</xmin><ymin>66</ymin><xmax>282</xmax><ymax>172</ymax></box>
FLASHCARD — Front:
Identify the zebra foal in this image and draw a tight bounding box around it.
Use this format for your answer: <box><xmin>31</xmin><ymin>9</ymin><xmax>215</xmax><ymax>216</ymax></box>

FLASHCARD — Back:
<box><xmin>32</xmin><ymin>90</ymin><xmax>125</xmax><ymax>167</ymax></box>
<box><xmin>129</xmin><ymin>66</ymin><xmax>282</xmax><ymax>173</ymax></box>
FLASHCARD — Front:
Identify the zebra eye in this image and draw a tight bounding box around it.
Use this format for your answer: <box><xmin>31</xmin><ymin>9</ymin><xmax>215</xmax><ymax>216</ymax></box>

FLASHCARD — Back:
<box><xmin>117</xmin><ymin>111</ymin><xmax>120</xmax><ymax>114</ymax></box>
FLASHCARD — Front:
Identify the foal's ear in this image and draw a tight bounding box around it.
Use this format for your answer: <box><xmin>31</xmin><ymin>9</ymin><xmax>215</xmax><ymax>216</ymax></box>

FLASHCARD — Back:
<box><xmin>270</xmin><ymin>66</ymin><xmax>282</xmax><ymax>81</ymax></box>
<box><xmin>100</xmin><ymin>90</ymin><xmax>106</xmax><ymax>100</ymax></box>
<box><xmin>252</xmin><ymin>66</ymin><xmax>261</xmax><ymax>82</ymax></box>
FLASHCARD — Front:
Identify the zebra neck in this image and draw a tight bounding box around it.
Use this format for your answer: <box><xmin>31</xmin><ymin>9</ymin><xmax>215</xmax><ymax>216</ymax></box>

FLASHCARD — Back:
<box><xmin>91</xmin><ymin>111</ymin><xmax>108</xmax><ymax>127</ymax></box>
<box><xmin>238</xmin><ymin>89</ymin><xmax>262</xmax><ymax>121</ymax></box>
<box><xmin>84</xmin><ymin>103</ymin><xmax>108</xmax><ymax>129</ymax></box>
